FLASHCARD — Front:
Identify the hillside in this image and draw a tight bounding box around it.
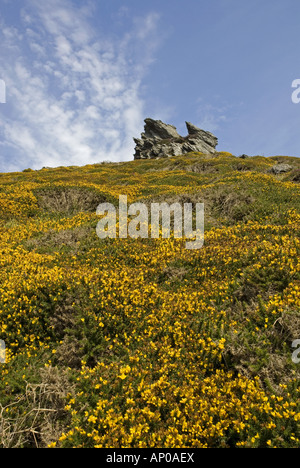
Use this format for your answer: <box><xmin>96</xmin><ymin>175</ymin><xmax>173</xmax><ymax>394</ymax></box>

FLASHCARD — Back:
<box><xmin>0</xmin><ymin>151</ymin><xmax>299</xmax><ymax>448</ymax></box>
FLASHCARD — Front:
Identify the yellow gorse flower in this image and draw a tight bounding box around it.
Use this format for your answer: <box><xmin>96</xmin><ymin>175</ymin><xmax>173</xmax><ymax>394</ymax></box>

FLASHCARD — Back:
<box><xmin>0</xmin><ymin>154</ymin><xmax>298</xmax><ymax>449</ymax></box>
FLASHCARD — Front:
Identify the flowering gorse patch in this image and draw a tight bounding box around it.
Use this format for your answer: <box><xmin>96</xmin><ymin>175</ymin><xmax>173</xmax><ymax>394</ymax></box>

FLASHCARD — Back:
<box><xmin>0</xmin><ymin>152</ymin><xmax>299</xmax><ymax>448</ymax></box>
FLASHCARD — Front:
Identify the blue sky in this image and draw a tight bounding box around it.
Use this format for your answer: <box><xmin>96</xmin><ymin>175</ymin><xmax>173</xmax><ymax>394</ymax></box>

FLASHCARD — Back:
<box><xmin>0</xmin><ymin>0</ymin><xmax>300</xmax><ymax>172</ymax></box>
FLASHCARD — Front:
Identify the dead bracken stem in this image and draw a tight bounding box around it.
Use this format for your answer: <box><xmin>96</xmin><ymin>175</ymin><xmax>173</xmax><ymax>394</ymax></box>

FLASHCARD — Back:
<box><xmin>0</xmin><ymin>368</ymin><xmax>75</xmax><ymax>448</ymax></box>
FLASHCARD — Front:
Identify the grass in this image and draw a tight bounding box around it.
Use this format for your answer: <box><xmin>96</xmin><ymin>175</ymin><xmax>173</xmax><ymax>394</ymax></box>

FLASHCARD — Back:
<box><xmin>0</xmin><ymin>151</ymin><xmax>299</xmax><ymax>448</ymax></box>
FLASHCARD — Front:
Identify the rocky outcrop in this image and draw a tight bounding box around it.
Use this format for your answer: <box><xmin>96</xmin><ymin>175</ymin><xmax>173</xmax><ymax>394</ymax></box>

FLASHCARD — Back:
<box><xmin>133</xmin><ymin>118</ymin><xmax>218</xmax><ymax>160</ymax></box>
<box><xmin>271</xmin><ymin>163</ymin><xmax>293</xmax><ymax>174</ymax></box>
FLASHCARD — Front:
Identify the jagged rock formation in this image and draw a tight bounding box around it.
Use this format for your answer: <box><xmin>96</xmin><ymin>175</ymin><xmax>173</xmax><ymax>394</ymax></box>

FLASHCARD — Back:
<box><xmin>133</xmin><ymin>118</ymin><xmax>218</xmax><ymax>160</ymax></box>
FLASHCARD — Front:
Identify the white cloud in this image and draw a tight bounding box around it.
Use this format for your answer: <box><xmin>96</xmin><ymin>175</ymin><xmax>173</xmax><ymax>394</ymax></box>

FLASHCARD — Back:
<box><xmin>133</xmin><ymin>12</ymin><xmax>161</xmax><ymax>41</ymax></box>
<box><xmin>0</xmin><ymin>0</ymin><xmax>161</xmax><ymax>171</ymax></box>
<box><xmin>196</xmin><ymin>98</ymin><xmax>236</xmax><ymax>134</ymax></box>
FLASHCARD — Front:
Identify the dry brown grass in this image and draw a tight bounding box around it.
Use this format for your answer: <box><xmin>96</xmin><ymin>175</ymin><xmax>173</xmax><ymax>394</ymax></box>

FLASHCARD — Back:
<box><xmin>34</xmin><ymin>186</ymin><xmax>107</xmax><ymax>214</ymax></box>
<box><xmin>0</xmin><ymin>366</ymin><xmax>75</xmax><ymax>448</ymax></box>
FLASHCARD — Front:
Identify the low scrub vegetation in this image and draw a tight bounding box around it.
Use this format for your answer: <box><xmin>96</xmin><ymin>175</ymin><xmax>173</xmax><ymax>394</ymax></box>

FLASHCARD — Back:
<box><xmin>0</xmin><ymin>152</ymin><xmax>299</xmax><ymax>447</ymax></box>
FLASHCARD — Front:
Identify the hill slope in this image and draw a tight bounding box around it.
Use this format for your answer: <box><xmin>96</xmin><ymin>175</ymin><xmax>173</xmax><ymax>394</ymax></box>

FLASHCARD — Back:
<box><xmin>0</xmin><ymin>152</ymin><xmax>299</xmax><ymax>448</ymax></box>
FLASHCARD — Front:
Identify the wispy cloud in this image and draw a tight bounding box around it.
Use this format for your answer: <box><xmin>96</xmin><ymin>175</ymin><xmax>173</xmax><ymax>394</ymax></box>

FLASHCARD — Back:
<box><xmin>0</xmin><ymin>0</ymin><xmax>161</xmax><ymax>171</ymax></box>
<box><xmin>195</xmin><ymin>97</ymin><xmax>238</xmax><ymax>134</ymax></box>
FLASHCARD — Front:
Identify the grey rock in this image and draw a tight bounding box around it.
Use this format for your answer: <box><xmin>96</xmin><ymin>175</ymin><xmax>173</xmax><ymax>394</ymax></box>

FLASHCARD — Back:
<box><xmin>186</xmin><ymin>122</ymin><xmax>218</xmax><ymax>148</ymax></box>
<box><xmin>143</xmin><ymin>118</ymin><xmax>180</xmax><ymax>140</ymax></box>
<box><xmin>271</xmin><ymin>163</ymin><xmax>293</xmax><ymax>174</ymax></box>
<box><xmin>133</xmin><ymin>119</ymin><xmax>218</xmax><ymax>160</ymax></box>
<box><xmin>185</xmin><ymin>121</ymin><xmax>201</xmax><ymax>136</ymax></box>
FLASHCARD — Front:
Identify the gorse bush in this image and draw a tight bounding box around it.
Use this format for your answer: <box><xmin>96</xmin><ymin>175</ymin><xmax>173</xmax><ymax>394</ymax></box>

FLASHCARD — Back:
<box><xmin>0</xmin><ymin>152</ymin><xmax>299</xmax><ymax>448</ymax></box>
